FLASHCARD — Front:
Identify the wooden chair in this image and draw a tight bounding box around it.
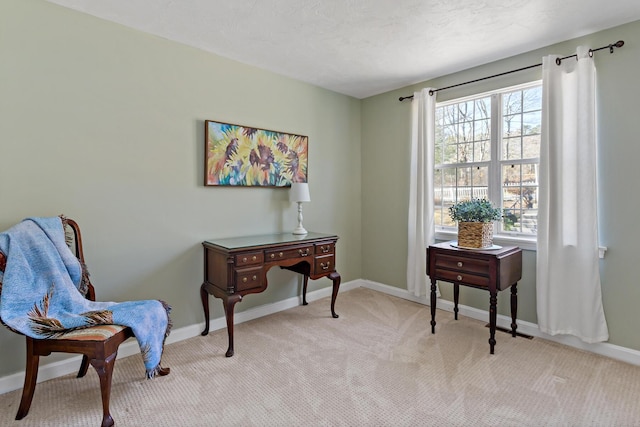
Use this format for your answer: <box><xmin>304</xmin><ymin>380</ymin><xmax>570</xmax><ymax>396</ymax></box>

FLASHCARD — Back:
<box><xmin>0</xmin><ymin>218</ymin><xmax>162</xmax><ymax>427</ymax></box>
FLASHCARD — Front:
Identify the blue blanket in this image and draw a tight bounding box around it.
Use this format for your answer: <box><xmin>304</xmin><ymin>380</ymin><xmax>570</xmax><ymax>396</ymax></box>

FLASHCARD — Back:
<box><xmin>0</xmin><ymin>217</ymin><xmax>170</xmax><ymax>378</ymax></box>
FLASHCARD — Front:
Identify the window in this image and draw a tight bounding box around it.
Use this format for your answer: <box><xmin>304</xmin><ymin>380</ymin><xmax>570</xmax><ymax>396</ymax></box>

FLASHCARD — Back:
<box><xmin>433</xmin><ymin>82</ymin><xmax>542</xmax><ymax>241</ymax></box>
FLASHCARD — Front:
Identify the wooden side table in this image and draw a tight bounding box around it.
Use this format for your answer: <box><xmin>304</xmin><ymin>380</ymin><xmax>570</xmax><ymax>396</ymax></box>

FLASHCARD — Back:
<box><xmin>426</xmin><ymin>241</ymin><xmax>522</xmax><ymax>354</ymax></box>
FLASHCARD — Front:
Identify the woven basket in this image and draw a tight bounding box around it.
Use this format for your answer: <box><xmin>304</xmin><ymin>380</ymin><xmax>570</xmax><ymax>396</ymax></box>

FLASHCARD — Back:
<box><xmin>457</xmin><ymin>222</ymin><xmax>493</xmax><ymax>249</ymax></box>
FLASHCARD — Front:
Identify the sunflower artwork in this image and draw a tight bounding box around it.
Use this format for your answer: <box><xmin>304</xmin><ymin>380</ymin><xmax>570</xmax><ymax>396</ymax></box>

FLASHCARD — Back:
<box><xmin>205</xmin><ymin>120</ymin><xmax>308</xmax><ymax>187</ymax></box>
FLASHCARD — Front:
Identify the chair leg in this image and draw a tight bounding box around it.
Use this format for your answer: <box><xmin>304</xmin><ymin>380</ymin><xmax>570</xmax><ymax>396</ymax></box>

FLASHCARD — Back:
<box><xmin>90</xmin><ymin>353</ymin><xmax>117</xmax><ymax>427</ymax></box>
<box><xmin>16</xmin><ymin>338</ymin><xmax>39</xmax><ymax>420</ymax></box>
<box><xmin>77</xmin><ymin>355</ymin><xmax>90</xmax><ymax>378</ymax></box>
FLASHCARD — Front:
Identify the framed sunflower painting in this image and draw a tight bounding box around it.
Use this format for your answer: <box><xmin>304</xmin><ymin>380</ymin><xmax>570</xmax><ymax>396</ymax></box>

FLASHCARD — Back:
<box><xmin>205</xmin><ymin>120</ymin><xmax>308</xmax><ymax>187</ymax></box>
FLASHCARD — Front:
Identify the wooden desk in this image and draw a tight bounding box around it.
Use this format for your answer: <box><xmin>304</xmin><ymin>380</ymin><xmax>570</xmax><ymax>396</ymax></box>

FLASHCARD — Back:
<box><xmin>426</xmin><ymin>241</ymin><xmax>522</xmax><ymax>354</ymax></box>
<box><xmin>200</xmin><ymin>232</ymin><xmax>340</xmax><ymax>357</ymax></box>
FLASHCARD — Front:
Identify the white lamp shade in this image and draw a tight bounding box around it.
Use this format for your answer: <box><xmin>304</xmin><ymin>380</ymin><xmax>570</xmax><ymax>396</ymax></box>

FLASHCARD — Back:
<box><xmin>289</xmin><ymin>182</ymin><xmax>310</xmax><ymax>203</ymax></box>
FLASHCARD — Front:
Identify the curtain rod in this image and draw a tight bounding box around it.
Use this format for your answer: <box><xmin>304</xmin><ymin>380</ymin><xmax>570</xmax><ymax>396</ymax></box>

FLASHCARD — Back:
<box><xmin>398</xmin><ymin>40</ymin><xmax>624</xmax><ymax>101</ymax></box>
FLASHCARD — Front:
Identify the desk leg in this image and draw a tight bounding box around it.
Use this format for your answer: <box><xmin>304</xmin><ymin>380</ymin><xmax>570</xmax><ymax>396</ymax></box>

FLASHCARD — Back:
<box><xmin>489</xmin><ymin>291</ymin><xmax>498</xmax><ymax>354</ymax></box>
<box><xmin>200</xmin><ymin>283</ymin><xmax>210</xmax><ymax>336</ymax></box>
<box><xmin>222</xmin><ymin>294</ymin><xmax>243</xmax><ymax>357</ymax></box>
<box><xmin>430</xmin><ymin>279</ymin><xmax>437</xmax><ymax>333</ymax></box>
<box><xmin>302</xmin><ymin>275</ymin><xmax>309</xmax><ymax>306</ymax></box>
<box><xmin>510</xmin><ymin>283</ymin><xmax>518</xmax><ymax>337</ymax></box>
<box><xmin>329</xmin><ymin>271</ymin><xmax>341</xmax><ymax>318</ymax></box>
<box><xmin>453</xmin><ymin>283</ymin><xmax>460</xmax><ymax>320</ymax></box>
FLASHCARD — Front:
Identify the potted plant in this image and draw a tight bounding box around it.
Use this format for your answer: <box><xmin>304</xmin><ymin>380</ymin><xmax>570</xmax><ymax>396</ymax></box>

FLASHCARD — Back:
<box><xmin>448</xmin><ymin>198</ymin><xmax>502</xmax><ymax>248</ymax></box>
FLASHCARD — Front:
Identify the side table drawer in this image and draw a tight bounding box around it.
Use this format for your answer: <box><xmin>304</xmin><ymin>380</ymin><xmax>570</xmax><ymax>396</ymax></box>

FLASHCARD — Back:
<box><xmin>235</xmin><ymin>251</ymin><xmax>264</xmax><ymax>267</ymax></box>
<box><xmin>266</xmin><ymin>245</ymin><xmax>314</xmax><ymax>261</ymax></box>
<box><xmin>313</xmin><ymin>254</ymin><xmax>335</xmax><ymax>275</ymax></box>
<box><xmin>435</xmin><ymin>254</ymin><xmax>489</xmax><ymax>274</ymax></box>
<box><xmin>434</xmin><ymin>268</ymin><xmax>489</xmax><ymax>288</ymax></box>
<box><xmin>315</xmin><ymin>242</ymin><xmax>335</xmax><ymax>255</ymax></box>
<box><xmin>235</xmin><ymin>267</ymin><xmax>263</xmax><ymax>291</ymax></box>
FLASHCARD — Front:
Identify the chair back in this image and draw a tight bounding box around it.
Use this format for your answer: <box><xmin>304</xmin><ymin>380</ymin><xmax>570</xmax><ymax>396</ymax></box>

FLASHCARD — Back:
<box><xmin>0</xmin><ymin>217</ymin><xmax>95</xmax><ymax>300</ymax></box>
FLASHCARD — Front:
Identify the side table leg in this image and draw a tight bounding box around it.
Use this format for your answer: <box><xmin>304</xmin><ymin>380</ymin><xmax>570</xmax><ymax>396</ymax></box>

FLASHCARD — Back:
<box><xmin>200</xmin><ymin>283</ymin><xmax>210</xmax><ymax>336</ymax></box>
<box><xmin>430</xmin><ymin>279</ymin><xmax>437</xmax><ymax>333</ymax></box>
<box><xmin>329</xmin><ymin>271</ymin><xmax>341</xmax><ymax>318</ymax></box>
<box><xmin>510</xmin><ymin>283</ymin><xmax>518</xmax><ymax>337</ymax></box>
<box><xmin>489</xmin><ymin>291</ymin><xmax>498</xmax><ymax>354</ymax></box>
<box><xmin>453</xmin><ymin>283</ymin><xmax>460</xmax><ymax>320</ymax></box>
<box><xmin>222</xmin><ymin>294</ymin><xmax>243</xmax><ymax>357</ymax></box>
<box><xmin>302</xmin><ymin>274</ymin><xmax>309</xmax><ymax>306</ymax></box>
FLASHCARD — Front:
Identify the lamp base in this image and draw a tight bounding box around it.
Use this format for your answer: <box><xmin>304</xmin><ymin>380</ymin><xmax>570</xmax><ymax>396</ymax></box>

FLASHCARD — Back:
<box><xmin>292</xmin><ymin>226</ymin><xmax>308</xmax><ymax>235</ymax></box>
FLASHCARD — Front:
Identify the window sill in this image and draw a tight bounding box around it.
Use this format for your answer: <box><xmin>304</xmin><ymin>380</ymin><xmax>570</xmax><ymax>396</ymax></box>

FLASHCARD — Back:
<box><xmin>435</xmin><ymin>230</ymin><xmax>537</xmax><ymax>251</ymax></box>
<box><xmin>434</xmin><ymin>230</ymin><xmax>607</xmax><ymax>258</ymax></box>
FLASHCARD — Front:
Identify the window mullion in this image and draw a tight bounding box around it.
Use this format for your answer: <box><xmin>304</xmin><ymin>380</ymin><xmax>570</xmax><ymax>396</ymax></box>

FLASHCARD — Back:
<box><xmin>489</xmin><ymin>93</ymin><xmax>501</xmax><ymax>213</ymax></box>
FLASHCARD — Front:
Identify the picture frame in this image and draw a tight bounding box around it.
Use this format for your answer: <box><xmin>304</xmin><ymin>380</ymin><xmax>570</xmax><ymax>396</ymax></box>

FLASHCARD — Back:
<box><xmin>205</xmin><ymin>120</ymin><xmax>308</xmax><ymax>187</ymax></box>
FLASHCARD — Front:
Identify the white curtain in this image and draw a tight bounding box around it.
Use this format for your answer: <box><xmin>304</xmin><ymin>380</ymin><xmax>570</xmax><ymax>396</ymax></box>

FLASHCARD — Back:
<box><xmin>407</xmin><ymin>88</ymin><xmax>439</xmax><ymax>297</ymax></box>
<box><xmin>536</xmin><ymin>46</ymin><xmax>608</xmax><ymax>343</ymax></box>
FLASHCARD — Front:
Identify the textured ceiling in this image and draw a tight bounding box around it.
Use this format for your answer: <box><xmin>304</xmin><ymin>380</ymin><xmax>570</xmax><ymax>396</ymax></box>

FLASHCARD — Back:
<box><xmin>45</xmin><ymin>0</ymin><xmax>640</xmax><ymax>99</ymax></box>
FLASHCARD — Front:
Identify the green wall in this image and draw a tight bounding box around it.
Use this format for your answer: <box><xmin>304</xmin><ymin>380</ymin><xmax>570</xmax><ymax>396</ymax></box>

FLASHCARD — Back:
<box><xmin>0</xmin><ymin>0</ymin><xmax>362</xmax><ymax>378</ymax></box>
<box><xmin>362</xmin><ymin>20</ymin><xmax>640</xmax><ymax>351</ymax></box>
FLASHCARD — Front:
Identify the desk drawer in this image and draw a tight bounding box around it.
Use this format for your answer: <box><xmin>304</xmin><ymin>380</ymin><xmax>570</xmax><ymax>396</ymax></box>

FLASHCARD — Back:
<box><xmin>435</xmin><ymin>254</ymin><xmax>489</xmax><ymax>275</ymax></box>
<box><xmin>265</xmin><ymin>245</ymin><xmax>313</xmax><ymax>261</ymax></box>
<box><xmin>434</xmin><ymin>268</ymin><xmax>489</xmax><ymax>288</ymax></box>
<box><xmin>235</xmin><ymin>267</ymin><xmax>263</xmax><ymax>291</ymax></box>
<box><xmin>235</xmin><ymin>251</ymin><xmax>264</xmax><ymax>267</ymax></box>
<box><xmin>315</xmin><ymin>242</ymin><xmax>335</xmax><ymax>255</ymax></box>
<box><xmin>313</xmin><ymin>254</ymin><xmax>335</xmax><ymax>275</ymax></box>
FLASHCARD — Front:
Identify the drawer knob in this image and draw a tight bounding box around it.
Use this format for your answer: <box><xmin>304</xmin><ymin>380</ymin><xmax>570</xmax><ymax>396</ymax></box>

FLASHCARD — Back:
<box><xmin>320</xmin><ymin>262</ymin><xmax>331</xmax><ymax>270</ymax></box>
<box><xmin>252</xmin><ymin>275</ymin><xmax>257</xmax><ymax>280</ymax></box>
<box><xmin>252</xmin><ymin>256</ymin><xmax>257</xmax><ymax>261</ymax></box>
<box><xmin>299</xmin><ymin>249</ymin><xmax>309</xmax><ymax>257</ymax></box>
<box><xmin>270</xmin><ymin>253</ymin><xmax>275</xmax><ymax>259</ymax></box>
<box><xmin>322</xmin><ymin>246</ymin><xmax>330</xmax><ymax>253</ymax></box>
<box><xmin>242</xmin><ymin>277</ymin><xmax>248</xmax><ymax>283</ymax></box>
<box><xmin>457</xmin><ymin>275</ymin><xmax>463</xmax><ymax>281</ymax></box>
<box><xmin>457</xmin><ymin>261</ymin><xmax>463</xmax><ymax>267</ymax></box>
<box><xmin>242</xmin><ymin>257</ymin><xmax>247</xmax><ymax>262</ymax></box>
<box><xmin>279</xmin><ymin>252</ymin><xmax>283</xmax><ymax>257</ymax></box>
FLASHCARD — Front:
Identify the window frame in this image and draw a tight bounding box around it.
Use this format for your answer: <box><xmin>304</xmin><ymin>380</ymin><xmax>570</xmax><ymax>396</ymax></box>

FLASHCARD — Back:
<box><xmin>433</xmin><ymin>81</ymin><xmax>542</xmax><ymax>251</ymax></box>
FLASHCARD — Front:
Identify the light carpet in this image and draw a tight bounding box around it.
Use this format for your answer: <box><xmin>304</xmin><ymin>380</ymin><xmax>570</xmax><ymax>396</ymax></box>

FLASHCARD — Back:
<box><xmin>1</xmin><ymin>287</ymin><xmax>639</xmax><ymax>426</ymax></box>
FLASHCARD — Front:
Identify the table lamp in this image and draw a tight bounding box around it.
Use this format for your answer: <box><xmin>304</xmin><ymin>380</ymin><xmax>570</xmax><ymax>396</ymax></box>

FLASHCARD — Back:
<box><xmin>289</xmin><ymin>182</ymin><xmax>310</xmax><ymax>235</ymax></box>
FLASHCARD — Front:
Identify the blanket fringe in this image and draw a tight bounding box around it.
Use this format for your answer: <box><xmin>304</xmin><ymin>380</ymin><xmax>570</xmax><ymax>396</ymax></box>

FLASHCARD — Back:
<box><xmin>146</xmin><ymin>364</ymin><xmax>171</xmax><ymax>379</ymax></box>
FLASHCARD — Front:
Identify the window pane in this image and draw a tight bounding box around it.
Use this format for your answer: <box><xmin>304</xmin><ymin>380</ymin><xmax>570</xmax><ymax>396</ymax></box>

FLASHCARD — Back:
<box><xmin>457</xmin><ymin>167</ymin><xmax>472</xmax><ymax>188</ymax></box>
<box><xmin>500</xmin><ymin>163</ymin><xmax>539</xmax><ymax>234</ymax></box>
<box><xmin>460</xmin><ymin>121</ymin><xmax>473</xmax><ymax>142</ymax></box>
<box><xmin>434</xmin><ymin>141</ymin><xmax>443</xmax><ymax>164</ymax></box>
<box><xmin>522</xmin><ymin>163</ymin><xmax>538</xmax><ymax>184</ymax></box>
<box><xmin>522</xmin><ymin>86</ymin><xmax>542</xmax><ymax>112</ymax></box>
<box><xmin>522</xmin><ymin>135</ymin><xmax>540</xmax><ymax>159</ymax></box>
<box><xmin>443</xmin><ymin>105</ymin><xmax>457</xmax><ymax>123</ymax></box>
<box><xmin>443</xmin><ymin>168</ymin><xmax>456</xmax><ymax>186</ymax></box>
<box><xmin>473</xmin><ymin>166</ymin><xmax>489</xmax><ymax>187</ymax></box>
<box><xmin>475</xmin><ymin>97</ymin><xmax>491</xmax><ymax>119</ymax></box>
<box><xmin>474</xmin><ymin>139</ymin><xmax>490</xmax><ymax>162</ymax></box>
<box><xmin>522</xmin><ymin>186</ymin><xmax>538</xmax><ymax>209</ymax></box>
<box><xmin>523</xmin><ymin>111</ymin><xmax>541</xmax><ymax>135</ymax></box>
<box><xmin>474</xmin><ymin>118</ymin><xmax>490</xmax><ymax>140</ymax></box>
<box><xmin>502</xmin><ymin>137</ymin><xmax>522</xmax><ymax>160</ymax></box>
<box><xmin>521</xmin><ymin>209</ymin><xmax>538</xmax><ymax>234</ymax></box>
<box><xmin>458</xmin><ymin>143</ymin><xmax>473</xmax><ymax>163</ymax></box>
<box><xmin>503</xmin><ymin>91</ymin><xmax>522</xmax><ymax>114</ymax></box>
<box><xmin>503</xmin><ymin>114</ymin><xmax>521</xmax><ymax>137</ymax></box>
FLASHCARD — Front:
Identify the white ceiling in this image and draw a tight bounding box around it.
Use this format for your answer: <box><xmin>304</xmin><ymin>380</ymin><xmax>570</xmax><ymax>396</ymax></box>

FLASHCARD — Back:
<box><xmin>45</xmin><ymin>0</ymin><xmax>640</xmax><ymax>99</ymax></box>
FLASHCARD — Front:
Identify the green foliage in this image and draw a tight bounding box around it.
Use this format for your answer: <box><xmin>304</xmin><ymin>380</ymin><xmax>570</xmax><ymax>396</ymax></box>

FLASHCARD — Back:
<box><xmin>449</xmin><ymin>198</ymin><xmax>502</xmax><ymax>223</ymax></box>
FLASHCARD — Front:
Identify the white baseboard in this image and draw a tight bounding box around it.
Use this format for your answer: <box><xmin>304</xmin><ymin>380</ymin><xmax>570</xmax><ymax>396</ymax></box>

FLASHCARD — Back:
<box><xmin>360</xmin><ymin>279</ymin><xmax>640</xmax><ymax>367</ymax></box>
<box><xmin>2</xmin><ymin>277</ymin><xmax>637</xmax><ymax>395</ymax></box>
<box><xmin>0</xmin><ymin>279</ymin><xmax>361</xmax><ymax>396</ymax></box>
